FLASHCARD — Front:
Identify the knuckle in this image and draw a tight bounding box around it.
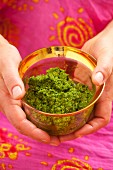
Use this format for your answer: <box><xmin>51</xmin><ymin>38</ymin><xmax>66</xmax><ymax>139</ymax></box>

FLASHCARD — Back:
<box><xmin>13</xmin><ymin>124</ymin><xmax>21</xmax><ymax>133</ymax></box>
<box><xmin>104</xmin><ymin>117</ymin><xmax>110</xmax><ymax>125</ymax></box>
<box><xmin>12</xmin><ymin>121</ymin><xmax>25</xmax><ymax>135</ymax></box>
<box><xmin>101</xmin><ymin>65</ymin><xmax>112</xmax><ymax>78</ymax></box>
<box><xmin>16</xmin><ymin>128</ymin><xmax>24</xmax><ymax>135</ymax></box>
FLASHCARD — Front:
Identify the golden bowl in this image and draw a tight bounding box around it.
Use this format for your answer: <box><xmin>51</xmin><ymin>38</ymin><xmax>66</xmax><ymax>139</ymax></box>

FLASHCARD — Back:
<box><xmin>19</xmin><ymin>46</ymin><xmax>105</xmax><ymax>136</ymax></box>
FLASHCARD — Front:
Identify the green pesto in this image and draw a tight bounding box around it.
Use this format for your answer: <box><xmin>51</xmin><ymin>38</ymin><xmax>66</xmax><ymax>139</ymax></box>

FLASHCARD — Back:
<box><xmin>24</xmin><ymin>67</ymin><xmax>94</xmax><ymax>114</ymax></box>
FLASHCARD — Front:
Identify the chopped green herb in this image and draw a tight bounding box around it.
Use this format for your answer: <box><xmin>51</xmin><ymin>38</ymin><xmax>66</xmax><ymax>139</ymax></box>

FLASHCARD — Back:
<box><xmin>24</xmin><ymin>67</ymin><xmax>94</xmax><ymax>114</ymax></box>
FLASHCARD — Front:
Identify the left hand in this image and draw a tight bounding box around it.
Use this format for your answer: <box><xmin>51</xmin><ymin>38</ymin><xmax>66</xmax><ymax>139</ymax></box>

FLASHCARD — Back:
<box><xmin>0</xmin><ymin>35</ymin><xmax>61</xmax><ymax>146</ymax></box>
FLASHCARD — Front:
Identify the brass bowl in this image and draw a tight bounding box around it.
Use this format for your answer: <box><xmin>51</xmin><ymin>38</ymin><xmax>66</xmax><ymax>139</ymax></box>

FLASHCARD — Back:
<box><xmin>19</xmin><ymin>46</ymin><xmax>105</xmax><ymax>136</ymax></box>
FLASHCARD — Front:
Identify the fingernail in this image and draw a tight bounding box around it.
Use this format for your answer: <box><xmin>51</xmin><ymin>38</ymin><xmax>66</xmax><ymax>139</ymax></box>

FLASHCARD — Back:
<box><xmin>12</xmin><ymin>86</ymin><xmax>22</xmax><ymax>99</ymax></box>
<box><xmin>94</xmin><ymin>72</ymin><xmax>104</xmax><ymax>85</ymax></box>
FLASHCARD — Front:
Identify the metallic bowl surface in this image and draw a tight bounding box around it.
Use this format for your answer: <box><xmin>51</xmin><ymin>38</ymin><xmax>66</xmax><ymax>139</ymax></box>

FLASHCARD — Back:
<box><xmin>19</xmin><ymin>46</ymin><xmax>105</xmax><ymax>135</ymax></box>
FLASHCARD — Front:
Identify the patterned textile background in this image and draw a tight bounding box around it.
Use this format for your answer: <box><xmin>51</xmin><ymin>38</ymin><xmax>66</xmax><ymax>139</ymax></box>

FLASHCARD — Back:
<box><xmin>0</xmin><ymin>0</ymin><xmax>113</xmax><ymax>169</ymax></box>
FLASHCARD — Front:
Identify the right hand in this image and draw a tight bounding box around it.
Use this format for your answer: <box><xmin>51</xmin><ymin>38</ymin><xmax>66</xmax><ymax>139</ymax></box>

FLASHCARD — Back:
<box><xmin>60</xmin><ymin>21</ymin><xmax>113</xmax><ymax>142</ymax></box>
<box><xmin>0</xmin><ymin>35</ymin><xmax>61</xmax><ymax>146</ymax></box>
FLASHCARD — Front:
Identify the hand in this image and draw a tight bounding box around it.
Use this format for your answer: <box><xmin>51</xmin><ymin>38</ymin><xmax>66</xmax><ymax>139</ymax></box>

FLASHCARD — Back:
<box><xmin>0</xmin><ymin>35</ymin><xmax>61</xmax><ymax>146</ymax></box>
<box><xmin>59</xmin><ymin>21</ymin><xmax>113</xmax><ymax>142</ymax></box>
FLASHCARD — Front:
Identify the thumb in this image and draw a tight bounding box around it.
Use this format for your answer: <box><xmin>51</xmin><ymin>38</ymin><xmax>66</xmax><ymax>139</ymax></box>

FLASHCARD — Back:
<box><xmin>0</xmin><ymin>36</ymin><xmax>25</xmax><ymax>99</ymax></box>
<box><xmin>2</xmin><ymin>60</ymin><xmax>25</xmax><ymax>99</ymax></box>
<box><xmin>0</xmin><ymin>44</ymin><xmax>25</xmax><ymax>99</ymax></box>
<box><xmin>82</xmin><ymin>45</ymin><xmax>113</xmax><ymax>86</ymax></box>
<box><xmin>92</xmin><ymin>51</ymin><xmax>113</xmax><ymax>86</ymax></box>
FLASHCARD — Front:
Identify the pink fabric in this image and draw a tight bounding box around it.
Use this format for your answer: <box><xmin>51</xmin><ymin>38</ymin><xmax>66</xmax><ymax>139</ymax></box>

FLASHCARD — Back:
<box><xmin>0</xmin><ymin>0</ymin><xmax>113</xmax><ymax>57</ymax></box>
<box><xmin>0</xmin><ymin>0</ymin><xmax>113</xmax><ymax>169</ymax></box>
<box><xmin>0</xmin><ymin>112</ymin><xmax>113</xmax><ymax>170</ymax></box>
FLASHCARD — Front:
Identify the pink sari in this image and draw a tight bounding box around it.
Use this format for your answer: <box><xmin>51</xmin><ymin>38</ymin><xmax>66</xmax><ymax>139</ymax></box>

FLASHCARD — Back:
<box><xmin>0</xmin><ymin>0</ymin><xmax>113</xmax><ymax>169</ymax></box>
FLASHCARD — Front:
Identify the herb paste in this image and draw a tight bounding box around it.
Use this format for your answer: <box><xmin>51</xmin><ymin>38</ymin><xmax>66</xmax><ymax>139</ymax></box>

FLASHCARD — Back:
<box><xmin>24</xmin><ymin>67</ymin><xmax>94</xmax><ymax>114</ymax></box>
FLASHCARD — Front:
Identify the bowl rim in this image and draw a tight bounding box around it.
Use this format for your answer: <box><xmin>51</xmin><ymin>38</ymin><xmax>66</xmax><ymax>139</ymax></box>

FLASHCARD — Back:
<box><xmin>19</xmin><ymin>46</ymin><xmax>105</xmax><ymax>117</ymax></box>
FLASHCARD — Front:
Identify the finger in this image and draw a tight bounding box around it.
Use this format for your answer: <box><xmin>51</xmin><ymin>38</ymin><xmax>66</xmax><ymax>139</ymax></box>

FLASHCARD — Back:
<box><xmin>4</xmin><ymin>104</ymin><xmax>51</xmax><ymax>143</ymax></box>
<box><xmin>0</xmin><ymin>76</ymin><xmax>49</xmax><ymax>143</ymax></box>
<box><xmin>5</xmin><ymin>105</ymin><xmax>61</xmax><ymax>145</ymax></box>
<box><xmin>50</xmin><ymin>136</ymin><xmax>60</xmax><ymax>146</ymax></box>
<box><xmin>73</xmin><ymin>100</ymin><xmax>112</xmax><ymax>137</ymax></box>
<box><xmin>59</xmin><ymin>133</ymin><xmax>77</xmax><ymax>142</ymax></box>
<box><xmin>0</xmin><ymin>45</ymin><xmax>25</xmax><ymax>99</ymax></box>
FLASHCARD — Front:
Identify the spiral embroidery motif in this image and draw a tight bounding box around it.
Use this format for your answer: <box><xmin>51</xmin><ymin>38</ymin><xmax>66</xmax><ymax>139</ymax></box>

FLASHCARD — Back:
<box><xmin>57</xmin><ymin>17</ymin><xmax>94</xmax><ymax>48</ymax></box>
<box><xmin>51</xmin><ymin>158</ymin><xmax>92</xmax><ymax>170</ymax></box>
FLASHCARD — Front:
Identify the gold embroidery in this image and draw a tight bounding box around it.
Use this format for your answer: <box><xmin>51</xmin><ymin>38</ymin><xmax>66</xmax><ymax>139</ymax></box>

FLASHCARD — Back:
<box><xmin>60</xmin><ymin>7</ymin><xmax>65</xmax><ymax>13</ymax></box>
<box><xmin>1</xmin><ymin>0</ymin><xmax>39</xmax><ymax>11</ymax></box>
<box><xmin>40</xmin><ymin>161</ymin><xmax>48</xmax><ymax>166</ymax></box>
<box><xmin>78</xmin><ymin>7</ymin><xmax>84</xmax><ymax>13</ymax></box>
<box><xmin>32</xmin><ymin>0</ymin><xmax>39</xmax><ymax>3</ymax></box>
<box><xmin>0</xmin><ymin>163</ymin><xmax>6</xmax><ymax>170</ymax></box>
<box><xmin>23</xmin><ymin>3</ymin><xmax>28</xmax><ymax>11</ymax></box>
<box><xmin>17</xmin><ymin>6</ymin><xmax>22</xmax><ymax>11</ymax></box>
<box><xmin>14</xmin><ymin>135</ymin><xmax>18</xmax><ymax>140</ymax></box>
<box><xmin>0</xmin><ymin>128</ymin><xmax>31</xmax><ymax>161</ymax></box>
<box><xmin>1</xmin><ymin>143</ymin><xmax>12</xmax><ymax>151</ymax></box>
<box><xmin>16</xmin><ymin>144</ymin><xmax>30</xmax><ymax>151</ymax></box>
<box><xmin>0</xmin><ymin>151</ymin><xmax>5</xmax><ymax>159</ymax></box>
<box><xmin>52</xmin><ymin>16</ymin><xmax>94</xmax><ymax>48</ymax></box>
<box><xmin>68</xmin><ymin>147</ymin><xmax>75</xmax><ymax>153</ymax></box>
<box><xmin>7</xmin><ymin>152</ymin><xmax>18</xmax><ymax>160</ymax></box>
<box><xmin>78</xmin><ymin>18</ymin><xmax>94</xmax><ymax>38</ymax></box>
<box><xmin>51</xmin><ymin>158</ymin><xmax>93</xmax><ymax>170</ymax></box>
<box><xmin>47</xmin><ymin>153</ymin><xmax>53</xmax><ymax>157</ymax></box>
<box><xmin>63</xmin><ymin>25</ymin><xmax>84</xmax><ymax>47</ymax></box>
<box><xmin>50</xmin><ymin>26</ymin><xmax>55</xmax><ymax>31</ymax></box>
<box><xmin>0</xmin><ymin>163</ymin><xmax>13</xmax><ymax>170</ymax></box>
<box><xmin>29</xmin><ymin>6</ymin><xmax>34</xmax><ymax>10</ymax></box>
<box><xmin>84</xmin><ymin>155</ymin><xmax>89</xmax><ymax>161</ymax></box>
<box><xmin>8</xmin><ymin>133</ymin><xmax>13</xmax><ymax>138</ymax></box>
<box><xmin>45</xmin><ymin>0</ymin><xmax>49</xmax><ymax>2</ymax></box>
<box><xmin>53</xmin><ymin>13</ymin><xmax>59</xmax><ymax>19</ymax></box>
<box><xmin>8</xmin><ymin>164</ymin><xmax>13</xmax><ymax>169</ymax></box>
<box><xmin>25</xmin><ymin>152</ymin><xmax>31</xmax><ymax>156</ymax></box>
<box><xmin>49</xmin><ymin>35</ymin><xmax>56</xmax><ymax>41</ymax></box>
